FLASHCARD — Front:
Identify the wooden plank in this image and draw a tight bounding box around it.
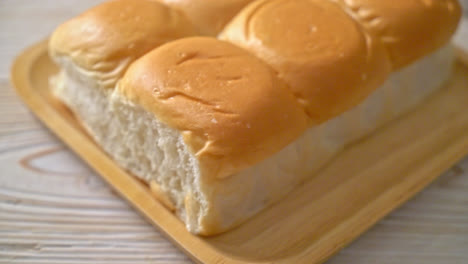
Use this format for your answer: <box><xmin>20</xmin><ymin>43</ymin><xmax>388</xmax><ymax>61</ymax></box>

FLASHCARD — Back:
<box><xmin>2</xmin><ymin>1</ymin><xmax>468</xmax><ymax>263</ymax></box>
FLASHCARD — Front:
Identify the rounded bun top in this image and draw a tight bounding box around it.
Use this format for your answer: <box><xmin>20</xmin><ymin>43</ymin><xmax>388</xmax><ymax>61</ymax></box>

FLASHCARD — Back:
<box><xmin>157</xmin><ymin>0</ymin><xmax>254</xmax><ymax>35</ymax></box>
<box><xmin>332</xmin><ymin>0</ymin><xmax>462</xmax><ymax>69</ymax></box>
<box><xmin>49</xmin><ymin>0</ymin><xmax>197</xmax><ymax>88</ymax></box>
<box><xmin>118</xmin><ymin>37</ymin><xmax>309</xmax><ymax>179</ymax></box>
<box><xmin>220</xmin><ymin>0</ymin><xmax>391</xmax><ymax>124</ymax></box>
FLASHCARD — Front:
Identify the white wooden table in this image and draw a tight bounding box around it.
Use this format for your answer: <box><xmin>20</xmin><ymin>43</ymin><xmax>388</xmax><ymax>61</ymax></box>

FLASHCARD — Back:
<box><xmin>1</xmin><ymin>1</ymin><xmax>467</xmax><ymax>263</ymax></box>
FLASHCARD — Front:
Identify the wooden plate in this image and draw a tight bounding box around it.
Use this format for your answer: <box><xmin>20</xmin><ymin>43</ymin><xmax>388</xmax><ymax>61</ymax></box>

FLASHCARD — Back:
<box><xmin>10</xmin><ymin>40</ymin><xmax>468</xmax><ymax>264</ymax></box>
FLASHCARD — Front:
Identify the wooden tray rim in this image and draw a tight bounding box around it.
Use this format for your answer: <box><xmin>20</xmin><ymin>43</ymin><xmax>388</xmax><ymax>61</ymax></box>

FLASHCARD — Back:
<box><xmin>10</xmin><ymin>40</ymin><xmax>468</xmax><ymax>264</ymax></box>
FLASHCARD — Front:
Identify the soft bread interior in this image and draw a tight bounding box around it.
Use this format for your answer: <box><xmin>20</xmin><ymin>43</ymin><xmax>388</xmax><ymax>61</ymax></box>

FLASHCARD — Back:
<box><xmin>52</xmin><ymin>58</ymin><xmax>207</xmax><ymax>233</ymax></box>
<box><xmin>109</xmin><ymin>95</ymin><xmax>206</xmax><ymax>232</ymax></box>
<box><xmin>52</xmin><ymin>45</ymin><xmax>455</xmax><ymax>234</ymax></box>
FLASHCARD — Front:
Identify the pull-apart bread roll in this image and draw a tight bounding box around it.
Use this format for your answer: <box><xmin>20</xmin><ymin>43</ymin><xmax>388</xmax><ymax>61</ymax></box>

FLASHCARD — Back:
<box><xmin>220</xmin><ymin>0</ymin><xmax>392</xmax><ymax>123</ymax></box>
<box><xmin>331</xmin><ymin>0</ymin><xmax>462</xmax><ymax>69</ymax></box>
<box><xmin>118</xmin><ymin>38</ymin><xmax>308</xmax><ymax>180</ymax></box>
<box><xmin>49</xmin><ymin>0</ymin><xmax>196</xmax><ymax>149</ymax></box>
<box><xmin>117</xmin><ymin>37</ymin><xmax>308</xmax><ymax>232</ymax></box>
<box><xmin>50</xmin><ymin>0</ymin><xmax>197</xmax><ymax>88</ymax></box>
<box><xmin>50</xmin><ymin>0</ymin><xmax>461</xmax><ymax>235</ymax></box>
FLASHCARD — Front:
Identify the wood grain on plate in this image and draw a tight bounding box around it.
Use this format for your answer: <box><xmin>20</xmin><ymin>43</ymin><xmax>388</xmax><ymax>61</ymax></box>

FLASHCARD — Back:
<box><xmin>8</xmin><ymin>38</ymin><xmax>468</xmax><ymax>264</ymax></box>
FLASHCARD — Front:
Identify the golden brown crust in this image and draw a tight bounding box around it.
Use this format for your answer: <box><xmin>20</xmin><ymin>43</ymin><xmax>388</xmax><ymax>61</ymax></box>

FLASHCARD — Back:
<box><xmin>118</xmin><ymin>37</ymin><xmax>309</xmax><ymax>179</ymax></box>
<box><xmin>332</xmin><ymin>0</ymin><xmax>462</xmax><ymax>69</ymax></box>
<box><xmin>49</xmin><ymin>0</ymin><xmax>197</xmax><ymax>87</ymax></box>
<box><xmin>156</xmin><ymin>0</ymin><xmax>254</xmax><ymax>35</ymax></box>
<box><xmin>220</xmin><ymin>0</ymin><xmax>392</xmax><ymax>124</ymax></box>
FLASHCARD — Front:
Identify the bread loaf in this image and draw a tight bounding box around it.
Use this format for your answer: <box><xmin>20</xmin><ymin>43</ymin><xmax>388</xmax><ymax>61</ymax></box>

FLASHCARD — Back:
<box><xmin>49</xmin><ymin>0</ymin><xmax>461</xmax><ymax>235</ymax></box>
